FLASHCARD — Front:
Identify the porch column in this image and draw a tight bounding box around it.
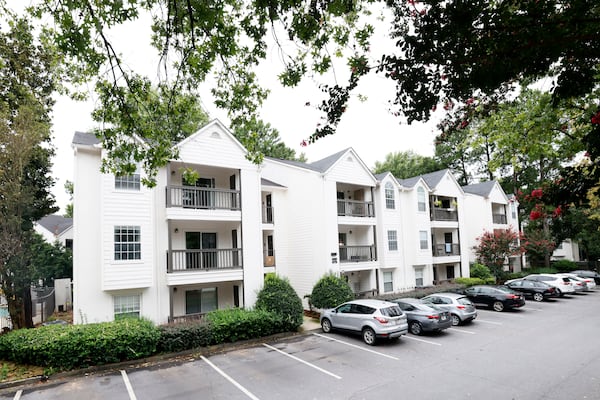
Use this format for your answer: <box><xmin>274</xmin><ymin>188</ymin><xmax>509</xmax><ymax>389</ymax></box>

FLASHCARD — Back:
<box><xmin>169</xmin><ymin>286</ymin><xmax>174</xmax><ymax>322</ymax></box>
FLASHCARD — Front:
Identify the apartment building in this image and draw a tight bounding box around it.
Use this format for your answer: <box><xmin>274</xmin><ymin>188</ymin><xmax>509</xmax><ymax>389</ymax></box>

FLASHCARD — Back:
<box><xmin>72</xmin><ymin>120</ymin><xmax>518</xmax><ymax>324</ymax></box>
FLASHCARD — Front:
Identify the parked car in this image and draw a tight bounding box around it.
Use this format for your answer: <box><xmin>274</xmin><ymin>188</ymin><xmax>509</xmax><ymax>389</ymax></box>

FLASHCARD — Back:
<box><xmin>522</xmin><ymin>274</ymin><xmax>575</xmax><ymax>296</ymax></box>
<box><xmin>505</xmin><ymin>279</ymin><xmax>558</xmax><ymax>302</ymax></box>
<box><xmin>320</xmin><ymin>299</ymin><xmax>408</xmax><ymax>345</ymax></box>
<box><xmin>571</xmin><ymin>270</ymin><xmax>600</xmax><ymax>285</ymax></box>
<box><xmin>462</xmin><ymin>285</ymin><xmax>526</xmax><ymax>312</ymax></box>
<box><xmin>560</xmin><ymin>275</ymin><xmax>587</xmax><ymax>293</ymax></box>
<box><xmin>390</xmin><ymin>298</ymin><xmax>453</xmax><ymax>335</ymax></box>
<box><xmin>421</xmin><ymin>292</ymin><xmax>477</xmax><ymax>326</ymax></box>
<box><xmin>560</xmin><ymin>273</ymin><xmax>596</xmax><ymax>291</ymax></box>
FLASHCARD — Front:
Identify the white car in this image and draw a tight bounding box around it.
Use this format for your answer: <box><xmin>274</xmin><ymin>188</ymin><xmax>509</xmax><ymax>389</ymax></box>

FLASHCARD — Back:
<box><xmin>523</xmin><ymin>274</ymin><xmax>575</xmax><ymax>296</ymax></box>
<box><xmin>559</xmin><ymin>273</ymin><xmax>596</xmax><ymax>291</ymax></box>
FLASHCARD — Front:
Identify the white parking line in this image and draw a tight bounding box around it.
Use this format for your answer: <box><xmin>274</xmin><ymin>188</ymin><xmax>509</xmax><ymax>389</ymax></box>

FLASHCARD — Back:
<box><xmin>472</xmin><ymin>319</ymin><xmax>502</xmax><ymax>325</ymax></box>
<box><xmin>263</xmin><ymin>343</ymin><xmax>341</xmax><ymax>380</ymax></box>
<box><xmin>201</xmin><ymin>356</ymin><xmax>261</xmax><ymax>400</ymax></box>
<box><xmin>13</xmin><ymin>390</ymin><xmax>22</xmax><ymax>400</ymax></box>
<box><xmin>312</xmin><ymin>333</ymin><xmax>400</xmax><ymax>360</ymax></box>
<box><xmin>403</xmin><ymin>336</ymin><xmax>442</xmax><ymax>346</ymax></box>
<box><xmin>450</xmin><ymin>328</ymin><xmax>476</xmax><ymax>334</ymax></box>
<box><xmin>120</xmin><ymin>370</ymin><xmax>137</xmax><ymax>400</ymax></box>
<box><xmin>526</xmin><ymin>307</ymin><xmax>544</xmax><ymax>311</ymax></box>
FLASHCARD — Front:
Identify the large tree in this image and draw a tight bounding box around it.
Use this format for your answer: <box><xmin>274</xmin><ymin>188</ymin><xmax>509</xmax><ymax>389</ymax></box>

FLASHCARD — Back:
<box><xmin>373</xmin><ymin>150</ymin><xmax>443</xmax><ymax>179</ymax></box>
<box><xmin>0</xmin><ymin>13</ymin><xmax>59</xmax><ymax>328</ymax></box>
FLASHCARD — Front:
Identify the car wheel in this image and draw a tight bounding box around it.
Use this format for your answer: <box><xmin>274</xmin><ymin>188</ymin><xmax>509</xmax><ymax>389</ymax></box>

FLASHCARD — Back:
<box><xmin>533</xmin><ymin>292</ymin><xmax>544</xmax><ymax>302</ymax></box>
<box><xmin>409</xmin><ymin>321</ymin><xmax>423</xmax><ymax>335</ymax></box>
<box><xmin>321</xmin><ymin>318</ymin><xmax>332</xmax><ymax>333</ymax></box>
<box><xmin>362</xmin><ymin>327</ymin><xmax>376</xmax><ymax>346</ymax></box>
<box><xmin>492</xmin><ymin>301</ymin><xmax>505</xmax><ymax>312</ymax></box>
<box><xmin>451</xmin><ymin>314</ymin><xmax>461</xmax><ymax>326</ymax></box>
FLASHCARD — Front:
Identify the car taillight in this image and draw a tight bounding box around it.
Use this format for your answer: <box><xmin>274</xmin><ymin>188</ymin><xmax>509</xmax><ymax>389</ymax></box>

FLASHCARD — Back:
<box><xmin>565</xmin><ymin>282</ymin><xmax>571</xmax><ymax>285</ymax></box>
<box><xmin>427</xmin><ymin>315</ymin><xmax>440</xmax><ymax>319</ymax></box>
<box><xmin>506</xmin><ymin>294</ymin><xmax>519</xmax><ymax>299</ymax></box>
<box><xmin>456</xmin><ymin>305</ymin><xmax>466</xmax><ymax>310</ymax></box>
<box><xmin>374</xmin><ymin>316</ymin><xmax>389</xmax><ymax>324</ymax></box>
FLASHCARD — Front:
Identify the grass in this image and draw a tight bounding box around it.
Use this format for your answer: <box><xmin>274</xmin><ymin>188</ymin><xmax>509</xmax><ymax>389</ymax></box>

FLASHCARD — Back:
<box><xmin>0</xmin><ymin>362</ymin><xmax>45</xmax><ymax>383</ymax></box>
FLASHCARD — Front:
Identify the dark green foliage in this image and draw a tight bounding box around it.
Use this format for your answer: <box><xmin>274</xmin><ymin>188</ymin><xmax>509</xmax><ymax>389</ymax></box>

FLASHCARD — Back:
<box><xmin>552</xmin><ymin>259</ymin><xmax>578</xmax><ymax>273</ymax></box>
<box><xmin>455</xmin><ymin>277</ymin><xmax>495</xmax><ymax>287</ymax></box>
<box><xmin>157</xmin><ymin>322</ymin><xmax>213</xmax><ymax>353</ymax></box>
<box><xmin>255</xmin><ymin>275</ymin><xmax>304</xmax><ymax>330</ymax></box>
<box><xmin>309</xmin><ymin>273</ymin><xmax>354</xmax><ymax>309</ymax></box>
<box><xmin>205</xmin><ymin>308</ymin><xmax>292</xmax><ymax>343</ymax></box>
<box><xmin>0</xmin><ymin>319</ymin><xmax>160</xmax><ymax>370</ymax></box>
<box><xmin>470</xmin><ymin>263</ymin><xmax>493</xmax><ymax>280</ymax></box>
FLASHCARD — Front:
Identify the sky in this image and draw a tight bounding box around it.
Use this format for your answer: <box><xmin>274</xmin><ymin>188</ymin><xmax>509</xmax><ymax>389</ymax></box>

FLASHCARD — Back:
<box><xmin>28</xmin><ymin>4</ymin><xmax>442</xmax><ymax>213</ymax></box>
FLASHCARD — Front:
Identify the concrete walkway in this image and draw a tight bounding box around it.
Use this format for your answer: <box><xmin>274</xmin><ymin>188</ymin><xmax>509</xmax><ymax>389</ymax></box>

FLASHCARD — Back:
<box><xmin>300</xmin><ymin>315</ymin><xmax>321</xmax><ymax>332</ymax></box>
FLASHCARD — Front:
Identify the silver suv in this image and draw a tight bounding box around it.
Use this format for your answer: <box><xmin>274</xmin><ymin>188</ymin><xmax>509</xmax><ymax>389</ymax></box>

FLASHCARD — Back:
<box><xmin>320</xmin><ymin>299</ymin><xmax>408</xmax><ymax>345</ymax></box>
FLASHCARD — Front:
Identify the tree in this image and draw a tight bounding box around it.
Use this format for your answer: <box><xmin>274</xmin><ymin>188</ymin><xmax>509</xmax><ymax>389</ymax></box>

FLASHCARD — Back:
<box><xmin>28</xmin><ymin>233</ymin><xmax>72</xmax><ymax>287</ymax></box>
<box><xmin>64</xmin><ymin>180</ymin><xmax>73</xmax><ymax>218</ymax></box>
<box><xmin>309</xmin><ymin>273</ymin><xmax>354</xmax><ymax>309</ymax></box>
<box><xmin>233</xmin><ymin>119</ymin><xmax>306</xmax><ymax>163</ymax></box>
<box><xmin>255</xmin><ymin>274</ymin><xmax>304</xmax><ymax>330</ymax></box>
<box><xmin>0</xmin><ymin>13</ymin><xmax>59</xmax><ymax>329</ymax></box>
<box><xmin>473</xmin><ymin>229</ymin><xmax>522</xmax><ymax>281</ymax></box>
<box><xmin>373</xmin><ymin>150</ymin><xmax>443</xmax><ymax>179</ymax></box>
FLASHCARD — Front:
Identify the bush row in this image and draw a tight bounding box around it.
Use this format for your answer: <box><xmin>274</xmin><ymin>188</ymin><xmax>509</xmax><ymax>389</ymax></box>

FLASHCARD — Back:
<box><xmin>454</xmin><ymin>277</ymin><xmax>496</xmax><ymax>286</ymax></box>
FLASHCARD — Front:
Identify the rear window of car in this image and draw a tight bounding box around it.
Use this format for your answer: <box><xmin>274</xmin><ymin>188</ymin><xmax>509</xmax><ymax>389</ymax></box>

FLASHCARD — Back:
<box><xmin>457</xmin><ymin>297</ymin><xmax>472</xmax><ymax>305</ymax></box>
<box><xmin>380</xmin><ymin>306</ymin><xmax>403</xmax><ymax>317</ymax></box>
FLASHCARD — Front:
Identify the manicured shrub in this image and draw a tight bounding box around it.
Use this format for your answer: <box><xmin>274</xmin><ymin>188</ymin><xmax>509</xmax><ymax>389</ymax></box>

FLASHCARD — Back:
<box><xmin>0</xmin><ymin>318</ymin><xmax>159</xmax><ymax>370</ymax></box>
<box><xmin>205</xmin><ymin>308</ymin><xmax>290</xmax><ymax>343</ymax></box>
<box><xmin>455</xmin><ymin>277</ymin><xmax>495</xmax><ymax>286</ymax></box>
<box><xmin>470</xmin><ymin>263</ymin><xmax>493</xmax><ymax>280</ymax></box>
<box><xmin>309</xmin><ymin>273</ymin><xmax>354</xmax><ymax>309</ymax></box>
<box><xmin>157</xmin><ymin>322</ymin><xmax>213</xmax><ymax>353</ymax></box>
<box><xmin>552</xmin><ymin>259</ymin><xmax>578</xmax><ymax>272</ymax></box>
<box><xmin>255</xmin><ymin>274</ymin><xmax>303</xmax><ymax>330</ymax></box>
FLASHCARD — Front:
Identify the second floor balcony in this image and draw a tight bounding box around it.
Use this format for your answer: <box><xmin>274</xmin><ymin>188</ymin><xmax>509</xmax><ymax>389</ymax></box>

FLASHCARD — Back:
<box><xmin>337</xmin><ymin>200</ymin><xmax>375</xmax><ymax>218</ymax></box>
<box><xmin>432</xmin><ymin>243</ymin><xmax>460</xmax><ymax>257</ymax></box>
<box><xmin>166</xmin><ymin>186</ymin><xmax>241</xmax><ymax>210</ymax></box>
<box><xmin>167</xmin><ymin>249</ymin><xmax>242</xmax><ymax>273</ymax></box>
<box><xmin>430</xmin><ymin>207</ymin><xmax>458</xmax><ymax>222</ymax></box>
<box><xmin>339</xmin><ymin>245</ymin><xmax>377</xmax><ymax>263</ymax></box>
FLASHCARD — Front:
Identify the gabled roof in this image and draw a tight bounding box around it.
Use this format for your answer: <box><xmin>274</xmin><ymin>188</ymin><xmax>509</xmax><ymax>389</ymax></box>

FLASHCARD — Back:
<box><xmin>37</xmin><ymin>215</ymin><xmax>73</xmax><ymax>236</ymax></box>
<box><xmin>175</xmin><ymin>119</ymin><xmax>247</xmax><ymax>155</ymax></box>
<box><xmin>72</xmin><ymin>131</ymin><xmax>100</xmax><ymax>146</ymax></box>
<box><xmin>266</xmin><ymin>148</ymin><xmax>373</xmax><ymax>179</ymax></box>
<box><xmin>261</xmin><ymin>178</ymin><xmax>286</xmax><ymax>188</ymax></box>
<box><xmin>398</xmin><ymin>176</ymin><xmax>421</xmax><ymax>188</ymax></box>
<box><xmin>419</xmin><ymin>169</ymin><xmax>450</xmax><ymax>188</ymax></box>
<box><xmin>462</xmin><ymin>181</ymin><xmax>497</xmax><ymax>197</ymax></box>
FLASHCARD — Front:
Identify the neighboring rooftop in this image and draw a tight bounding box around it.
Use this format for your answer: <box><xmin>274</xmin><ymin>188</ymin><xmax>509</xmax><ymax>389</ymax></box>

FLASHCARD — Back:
<box><xmin>72</xmin><ymin>131</ymin><xmax>100</xmax><ymax>146</ymax></box>
<box><xmin>37</xmin><ymin>215</ymin><xmax>73</xmax><ymax>236</ymax></box>
<box><xmin>462</xmin><ymin>181</ymin><xmax>497</xmax><ymax>197</ymax></box>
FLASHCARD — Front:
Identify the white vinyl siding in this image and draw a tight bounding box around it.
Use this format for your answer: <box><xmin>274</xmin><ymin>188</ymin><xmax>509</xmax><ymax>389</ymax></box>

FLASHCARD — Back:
<box><xmin>388</xmin><ymin>230</ymin><xmax>398</xmax><ymax>251</ymax></box>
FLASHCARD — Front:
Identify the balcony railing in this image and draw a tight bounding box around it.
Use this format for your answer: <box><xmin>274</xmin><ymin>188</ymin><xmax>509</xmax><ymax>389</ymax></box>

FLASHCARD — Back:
<box><xmin>493</xmin><ymin>213</ymin><xmax>507</xmax><ymax>224</ymax></box>
<box><xmin>432</xmin><ymin>243</ymin><xmax>460</xmax><ymax>257</ymax></box>
<box><xmin>167</xmin><ymin>249</ymin><xmax>242</xmax><ymax>272</ymax></box>
<box><xmin>264</xmin><ymin>249</ymin><xmax>275</xmax><ymax>267</ymax></box>
<box><xmin>168</xmin><ymin>312</ymin><xmax>206</xmax><ymax>324</ymax></box>
<box><xmin>430</xmin><ymin>208</ymin><xmax>458</xmax><ymax>221</ymax></box>
<box><xmin>339</xmin><ymin>245</ymin><xmax>377</xmax><ymax>263</ymax></box>
<box><xmin>337</xmin><ymin>200</ymin><xmax>375</xmax><ymax>217</ymax></box>
<box><xmin>166</xmin><ymin>186</ymin><xmax>240</xmax><ymax>210</ymax></box>
<box><xmin>262</xmin><ymin>206</ymin><xmax>274</xmax><ymax>223</ymax></box>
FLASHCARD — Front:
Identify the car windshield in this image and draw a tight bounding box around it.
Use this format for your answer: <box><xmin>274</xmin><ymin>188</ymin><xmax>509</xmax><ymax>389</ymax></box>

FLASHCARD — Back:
<box><xmin>380</xmin><ymin>306</ymin><xmax>403</xmax><ymax>317</ymax></box>
<box><xmin>457</xmin><ymin>297</ymin><xmax>472</xmax><ymax>305</ymax></box>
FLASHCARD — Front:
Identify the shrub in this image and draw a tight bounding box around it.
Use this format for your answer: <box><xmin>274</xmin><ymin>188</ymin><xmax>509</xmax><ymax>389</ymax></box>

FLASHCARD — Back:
<box><xmin>455</xmin><ymin>277</ymin><xmax>495</xmax><ymax>286</ymax></box>
<box><xmin>157</xmin><ymin>322</ymin><xmax>213</xmax><ymax>353</ymax></box>
<box><xmin>0</xmin><ymin>318</ymin><xmax>159</xmax><ymax>370</ymax></box>
<box><xmin>255</xmin><ymin>274</ymin><xmax>303</xmax><ymax>330</ymax></box>
<box><xmin>309</xmin><ymin>273</ymin><xmax>354</xmax><ymax>309</ymax></box>
<box><xmin>552</xmin><ymin>259</ymin><xmax>578</xmax><ymax>272</ymax></box>
<box><xmin>205</xmin><ymin>308</ymin><xmax>290</xmax><ymax>343</ymax></box>
<box><xmin>470</xmin><ymin>263</ymin><xmax>493</xmax><ymax>280</ymax></box>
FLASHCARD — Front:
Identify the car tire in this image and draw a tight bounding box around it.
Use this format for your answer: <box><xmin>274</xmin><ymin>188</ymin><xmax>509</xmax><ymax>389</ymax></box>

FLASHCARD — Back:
<box><xmin>533</xmin><ymin>292</ymin><xmax>544</xmax><ymax>302</ymax></box>
<box><xmin>362</xmin><ymin>327</ymin><xmax>376</xmax><ymax>346</ymax></box>
<box><xmin>321</xmin><ymin>318</ymin><xmax>332</xmax><ymax>333</ymax></box>
<box><xmin>492</xmin><ymin>301</ymin><xmax>505</xmax><ymax>312</ymax></box>
<box><xmin>451</xmin><ymin>314</ymin><xmax>461</xmax><ymax>326</ymax></box>
<box><xmin>409</xmin><ymin>321</ymin><xmax>423</xmax><ymax>335</ymax></box>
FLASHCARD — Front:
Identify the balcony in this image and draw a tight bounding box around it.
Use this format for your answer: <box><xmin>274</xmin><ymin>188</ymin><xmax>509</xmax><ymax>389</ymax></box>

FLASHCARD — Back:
<box><xmin>337</xmin><ymin>200</ymin><xmax>375</xmax><ymax>218</ymax></box>
<box><xmin>493</xmin><ymin>213</ymin><xmax>507</xmax><ymax>224</ymax></box>
<box><xmin>166</xmin><ymin>186</ymin><xmax>240</xmax><ymax>210</ymax></box>
<box><xmin>262</xmin><ymin>206</ymin><xmax>274</xmax><ymax>223</ymax></box>
<box><xmin>167</xmin><ymin>249</ymin><xmax>242</xmax><ymax>272</ymax></box>
<box><xmin>430</xmin><ymin>208</ymin><xmax>458</xmax><ymax>222</ymax></box>
<box><xmin>339</xmin><ymin>245</ymin><xmax>377</xmax><ymax>263</ymax></box>
<box><xmin>432</xmin><ymin>243</ymin><xmax>460</xmax><ymax>257</ymax></box>
<box><xmin>264</xmin><ymin>249</ymin><xmax>275</xmax><ymax>267</ymax></box>
<box><xmin>168</xmin><ymin>312</ymin><xmax>206</xmax><ymax>324</ymax></box>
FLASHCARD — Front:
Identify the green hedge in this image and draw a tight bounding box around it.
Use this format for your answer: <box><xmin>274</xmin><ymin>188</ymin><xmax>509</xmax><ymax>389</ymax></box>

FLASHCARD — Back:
<box><xmin>455</xmin><ymin>277</ymin><xmax>496</xmax><ymax>286</ymax></box>
<box><xmin>309</xmin><ymin>273</ymin><xmax>354</xmax><ymax>309</ymax></box>
<box><xmin>205</xmin><ymin>308</ymin><xmax>290</xmax><ymax>343</ymax></box>
<box><xmin>0</xmin><ymin>318</ymin><xmax>159</xmax><ymax>370</ymax></box>
<box><xmin>157</xmin><ymin>322</ymin><xmax>213</xmax><ymax>353</ymax></box>
<box><xmin>255</xmin><ymin>275</ymin><xmax>304</xmax><ymax>330</ymax></box>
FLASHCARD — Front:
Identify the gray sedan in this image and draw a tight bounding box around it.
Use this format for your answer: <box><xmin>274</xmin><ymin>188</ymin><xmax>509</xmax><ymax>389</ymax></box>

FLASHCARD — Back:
<box><xmin>391</xmin><ymin>298</ymin><xmax>453</xmax><ymax>335</ymax></box>
<box><xmin>421</xmin><ymin>292</ymin><xmax>478</xmax><ymax>326</ymax></box>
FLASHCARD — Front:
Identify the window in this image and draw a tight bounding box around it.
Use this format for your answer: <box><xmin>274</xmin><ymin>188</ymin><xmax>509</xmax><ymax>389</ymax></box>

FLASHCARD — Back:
<box><xmin>417</xmin><ymin>187</ymin><xmax>426</xmax><ymax>212</ymax></box>
<box><xmin>114</xmin><ymin>295</ymin><xmax>140</xmax><ymax>319</ymax></box>
<box><xmin>185</xmin><ymin>288</ymin><xmax>218</xmax><ymax>314</ymax></box>
<box><xmin>383</xmin><ymin>271</ymin><xmax>393</xmax><ymax>292</ymax></box>
<box><xmin>114</xmin><ymin>226</ymin><xmax>141</xmax><ymax>260</ymax></box>
<box><xmin>115</xmin><ymin>169</ymin><xmax>141</xmax><ymax>190</ymax></box>
<box><xmin>387</xmin><ymin>230</ymin><xmax>398</xmax><ymax>251</ymax></box>
<box><xmin>419</xmin><ymin>231</ymin><xmax>428</xmax><ymax>250</ymax></box>
<box><xmin>510</xmin><ymin>202</ymin><xmax>517</xmax><ymax>219</ymax></box>
<box><xmin>385</xmin><ymin>182</ymin><xmax>395</xmax><ymax>209</ymax></box>
<box><xmin>415</xmin><ymin>268</ymin><xmax>424</xmax><ymax>287</ymax></box>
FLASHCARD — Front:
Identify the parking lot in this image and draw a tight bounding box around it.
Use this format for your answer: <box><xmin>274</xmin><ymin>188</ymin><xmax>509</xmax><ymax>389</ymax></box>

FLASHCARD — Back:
<box><xmin>3</xmin><ymin>290</ymin><xmax>600</xmax><ymax>400</ymax></box>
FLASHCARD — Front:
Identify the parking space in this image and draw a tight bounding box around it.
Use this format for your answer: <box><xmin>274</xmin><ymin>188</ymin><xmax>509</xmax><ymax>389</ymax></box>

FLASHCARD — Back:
<box><xmin>3</xmin><ymin>289</ymin><xmax>600</xmax><ymax>399</ymax></box>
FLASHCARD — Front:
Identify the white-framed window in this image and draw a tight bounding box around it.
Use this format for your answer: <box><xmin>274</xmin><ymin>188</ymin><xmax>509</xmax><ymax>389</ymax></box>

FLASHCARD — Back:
<box><xmin>419</xmin><ymin>230</ymin><xmax>428</xmax><ymax>250</ymax></box>
<box><xmin>415</xmin><ymin>268</ymin><xmax>424</xmax><ymax>287</ymax></box>
<box><xmin>417</xmin><ymin>187</ymin><xmax>426</xmax><ymax>212</ymax></box>
<box><xmin>511</xmin><ymin>202</ymin><xmax>517</xmax><ymax>219</ymax></box>
<box><xmin>385</xmin><ymin>182</ymin><xmax>395</xmax><ymax>209</ymax></box>
<box><xmin>388</xmin><ymin>230</ymin><xmax>398</xmax><ymax>251</ymax></box>
<box><xmin>114</xmin><ymin>226</ymin><xmax>141</xmax><ymax>260</ymax></box>
<box><xmin>186</xmin><ymin>287</ymin><xmax>218</xmax><ymax>314</ymax></box>
<box><xmin>114</xmin><ymin>294</ymin><xmax>140</xmax><ymax>319</ymax></box>
<box><xmin>115</xmin><ymin>167</ymin><xmax>141</xmax><ymax>191</ymax></box>
<box><xmin>383</xmin><ymin>271</ymin><xmax>393</xmax><ymax>292</ymax></box>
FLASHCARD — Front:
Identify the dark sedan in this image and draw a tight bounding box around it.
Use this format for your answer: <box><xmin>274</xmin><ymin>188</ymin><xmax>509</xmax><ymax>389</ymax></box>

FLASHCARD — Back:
<box><xmin>505</xmin><ymin>279</ymin><xmax>558</xmax><ymax>302</ymax></box>
<box><xmin>463</xmin><ymin>285</ymin><xmax>526</xmax><ymax>312</ymax></box>
<box><xmin>391</xmin><ymin>298</ymin><xmax>453</xmax><ymax>335</ymax></box>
